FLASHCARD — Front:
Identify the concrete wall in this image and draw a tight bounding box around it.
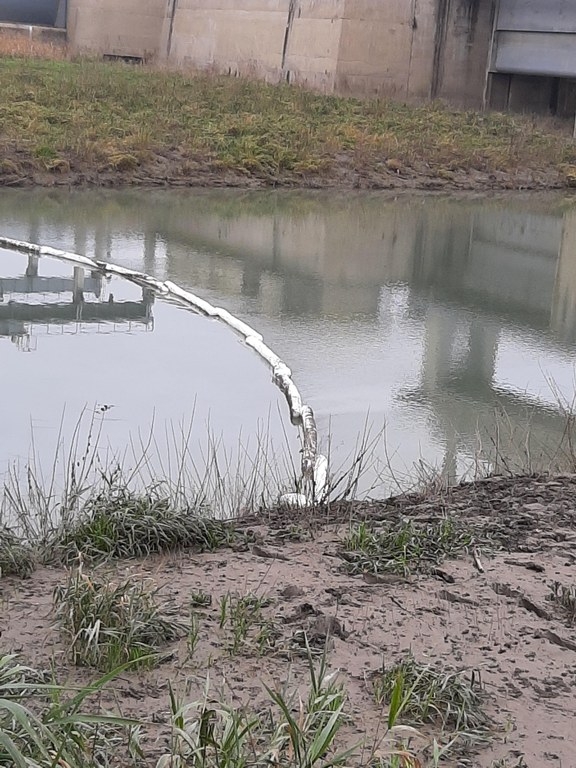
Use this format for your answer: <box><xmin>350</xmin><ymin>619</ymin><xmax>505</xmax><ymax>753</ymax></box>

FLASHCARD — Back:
<box><xmin>433</xmin><ymin>0</ymin><xmax>496</xmax><ymax>107</ymax></box>
<box><xmin>67</xmin><ymin>0</ymin><xmax>168</xmax><ymax>60</ymax></box>
<box><xmin>284</xmin><ymin>0</ymin><xmax>345</xmax><ymax>92</ymax></box>
<box><xmin>333</xmin><ymin>0</ymin><xmax>495</xmax><ymax>105</ymax></box>
<box><xmin>64</xmin><ymin>0</ymin><xmax>495</xmax><ymax>107</ymax></box>
<box><xmin>169</xmin><ymin>0</ymin><xmax>287</xmax><ymax>81</ymax></box>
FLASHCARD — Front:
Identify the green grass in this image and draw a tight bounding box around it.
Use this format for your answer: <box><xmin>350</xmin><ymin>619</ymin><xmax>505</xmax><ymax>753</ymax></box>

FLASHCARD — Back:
<box><xmin>340</xmin><ymin>518</ymin><xmax>481</xmax><ymax>576</ymax></box>
<box><xmin>1</xmin><ymin>646</ymin><xmax>486</xmax><ymax>768</ymax></box>
<box><xmin>218</xmin><ymin>592</ymin><xmax>278</xmax><ymax>655</ymax></box>
<box><xmin>0</xmin><ymin>654</ymin><xmax>139</xmax><ymax>768</ymax></box>
<box><xmin>49</xmin><ymin>487</ymin><xmax>233</xmax><ymax>565</ymax></box>
<box><xmin>0</xmin><ymin>487</ymin><xmax>233</xmax><ymax>579</ymax></box>
<box><xmin>53</xmin><ymin>568</ymin><xmax>185</xmax><ymax>670</ymax></box>
<box><xmin>190</xmin><ymin>589</ymin><xmax>212</xmax><ymax>608</ymax></box>
<box><xmin>373</xmin><ymin>654</ymin><xmax>488</xmax><ymax>734</ymax></box>
<box><xmin>0</xmin><ymin>526</ymin><xmax>35</xmax><ymax>578</ymax></box>
<box><xmin>163</xmin><ymin>647</ymin><xmax>354</xmax><ymax>768</ymax></box>
<box><xmin>0</xmin><ymin>57</ymin><xmax>575</xmax><ymax>185</ymax></box>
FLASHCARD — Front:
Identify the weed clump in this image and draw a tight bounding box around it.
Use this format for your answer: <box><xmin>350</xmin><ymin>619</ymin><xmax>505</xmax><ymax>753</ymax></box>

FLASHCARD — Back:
<box><xmin>340</xmin><ymin>518</ymin><xmax>479</xmax><ymax>576</ymax></box>
<box><xmin>218</xmin><ymin>592</ymin><xmax>278</xmax><ymax>655</ymax></box>
<box><xmin>161</xmin><ymin>649</ymin><xmax>353</xmax><ymax>768</ymax></box>
<box><xmin>0</xmin><ymin>653</ymin><xmax>134</xmax><ymax>767</ymax></box>
<box><xmin>548</xmin><ymin>581</ymin><xmax>576</xmax><ymax>624</ymax></box>
<box><xmin>49</xmin><ymin>488</ymin><xmax>233</xmax><ymax>565</ymax></box>
<box><xmin>373</xmin><ymin>654</ymin><xmax>488</xmax><ymax>733</ymax></box>
<box><xmin>0</xmin><ymin>525</ymin><xmax>35</xmax><ymax>578</ymax></box>
<box><xmin>53</xmin><ymin>568</ymin><xmax>185</xmax><ymax>670</ymax></box>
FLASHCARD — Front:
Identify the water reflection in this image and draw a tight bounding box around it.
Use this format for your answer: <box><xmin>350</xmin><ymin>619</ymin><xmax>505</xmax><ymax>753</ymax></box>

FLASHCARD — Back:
<box><xmin>0</xmin><ymin>252</ymin><xmax>153</xmax><ymax>352</ymax></box>
<box><xmin>1</xmin><ymin>189</ymin><xmax>576</xmax><ymax>493</ymax></box>
<box><xmin>0</xmin><ymin>243</ymin><xmax>293</xmax><ymax>511</ymax></box>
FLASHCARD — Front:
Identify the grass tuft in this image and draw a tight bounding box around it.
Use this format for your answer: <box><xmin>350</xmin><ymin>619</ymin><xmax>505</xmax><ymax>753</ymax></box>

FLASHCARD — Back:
<box><xmin>373</xmin><ymin>654</ymin><xmax>488</xmax><ymax>733</ymax></box>
<box><xmin>0</xmin><ymin>525</ymin><xmax>35</xmax><ymax>578</ymax></box>
<box><xmin>53</xmin><ymin>567</ymin><xmax>186</xmax><ymax>670</ymax></box>
<box><xmin>49</xmin><ymin>487</ymin><xmax>233</xmax><ymax>565</ymax></box>
<box><xmin>0</xmin><ymin>653</ymin><xmax>138</xmax><ymax>767</ymax></box>
<box><xmin>340</xmin><ymin>518</ymin><xmax>480</xmax><ymax>576</ymax></box>
<box><xmin>218</xmin><ymin>592</ymin><xmax>278</xmax><ymax>655</ymax></box>
<box><xmin>162</xmin><ymin>647</ymin><xmax>354</xmax><ymax>768</ymax></box>
<box><xmin>548</xmin><ymin>581</ymin><xmax>576</xmax><ymax>624</ymax></box>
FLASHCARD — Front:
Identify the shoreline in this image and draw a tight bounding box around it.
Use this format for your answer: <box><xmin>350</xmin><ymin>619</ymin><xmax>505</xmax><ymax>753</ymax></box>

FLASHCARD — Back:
<box><xmin>0</xmin><ymin>160</ymin><xmax>571</xmax><ymax>194</ymax></box>
<box><xmin>2</xmin><ymin>471</ymin><xmax>576</xmax><ymax>767</ymax></box>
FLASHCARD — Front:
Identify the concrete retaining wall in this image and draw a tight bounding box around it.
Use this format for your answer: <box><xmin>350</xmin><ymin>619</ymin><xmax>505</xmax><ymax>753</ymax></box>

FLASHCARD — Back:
<box><xmin>67</xmin><ymin>0</ymin><xmax>168</xmax><ymax>60</ymax></box>
<box><xmin>168</xmin><ymin>0</ymin><xmax>288</xmax><ymax>81</ymax></box>
<box><xmin>64</xmin><ymin>0</ymin><xmax>495</xmax><ymax>107</ymax></box>
<box><xmin>284</xmin><ymin>0</ymin><xmax>344</xmax><ymax>92</ymax></box>
<box><xmin>333</xmin><ymin>0</ymin><xmax>494</xmax><ymax>105</ymax></box>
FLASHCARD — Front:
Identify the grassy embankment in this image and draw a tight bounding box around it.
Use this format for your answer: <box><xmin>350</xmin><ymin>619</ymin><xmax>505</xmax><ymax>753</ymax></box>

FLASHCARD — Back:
<box><xmin>1</xmin><ymin>46</ymin><xmax>576</xmax><ymax>189</ymax></box>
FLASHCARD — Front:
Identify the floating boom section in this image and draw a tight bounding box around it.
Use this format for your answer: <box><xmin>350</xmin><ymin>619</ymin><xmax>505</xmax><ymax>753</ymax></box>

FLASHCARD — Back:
<box><xmin>0</xmin><ymin>235</ymin><xmax>327</xmax><ymax>505</ymax></box>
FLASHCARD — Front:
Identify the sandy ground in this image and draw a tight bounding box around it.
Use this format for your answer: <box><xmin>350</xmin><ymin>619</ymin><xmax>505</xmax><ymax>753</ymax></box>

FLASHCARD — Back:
<box><xmin>2</xmin><ymin>473</ymin><xmax>576</xmax><ymax>767</ymax></box>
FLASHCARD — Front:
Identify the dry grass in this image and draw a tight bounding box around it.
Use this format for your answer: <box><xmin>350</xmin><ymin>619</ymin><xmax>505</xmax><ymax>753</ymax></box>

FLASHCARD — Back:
<box><xmin>0</xmin><ymin>56</ymin><xmax>575</xmax><ymax>185</ymax></box>
<box><xmin>0</xmin><ymin>32</ymin><xmax>67</xmax><ymax>60</ymax></box>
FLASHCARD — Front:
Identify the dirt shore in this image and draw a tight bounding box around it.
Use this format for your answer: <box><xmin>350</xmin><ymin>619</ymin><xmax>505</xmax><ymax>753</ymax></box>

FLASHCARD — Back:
<box><xmin>0</xmin><ymin>152</ymin><xmax>570</xmax><ymax>194</ymax></box>
<box><xmin>2</xmin><ymin>472</ymin><xmax>576</xmax><ymax>767</ymax></box>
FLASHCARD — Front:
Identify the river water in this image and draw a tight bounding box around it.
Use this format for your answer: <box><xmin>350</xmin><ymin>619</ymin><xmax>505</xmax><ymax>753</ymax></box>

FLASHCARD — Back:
<box><xmin>1</xmin><ymin>189</ymin><xmax>576</xmax><ymax>503</ymax></box>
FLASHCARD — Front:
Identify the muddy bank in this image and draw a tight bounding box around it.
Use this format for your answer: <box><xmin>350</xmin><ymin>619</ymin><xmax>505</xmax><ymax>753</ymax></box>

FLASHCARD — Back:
<box><xmin>2</xmin><ymin>473</ymin><xmax>576</xmax><ymax>767</ymax></box>
<box><xmin>0</xmin><ymin>150</ymin><xmax>570</xmax><ymax>193</ymax></box>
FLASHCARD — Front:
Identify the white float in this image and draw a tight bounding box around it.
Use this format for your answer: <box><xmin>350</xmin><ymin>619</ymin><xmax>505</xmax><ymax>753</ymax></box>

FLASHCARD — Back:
<box><xmin>0</xmin><ymin>236</ymin><xmax>327</xmax><ymax>506</ymax></box>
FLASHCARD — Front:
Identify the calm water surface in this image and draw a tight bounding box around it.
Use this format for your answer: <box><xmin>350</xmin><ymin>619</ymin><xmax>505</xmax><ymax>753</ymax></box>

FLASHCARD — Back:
<box><xmin>1</xmin><ymin>189</ymin><xmax>576</xmax><ymax>498</ymax></box>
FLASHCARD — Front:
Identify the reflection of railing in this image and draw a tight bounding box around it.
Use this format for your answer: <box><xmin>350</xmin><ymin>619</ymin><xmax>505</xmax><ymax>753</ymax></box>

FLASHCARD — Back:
<box><xmin>0</xmin><ymin>276</ymin><xmax>102</xmax><ymax>296</ymax></box>
<box><xmin>0</xmin><ymin>298</ymin><xmax>153</xmax><ymax>325</ymax></box>
<box><xmin>0</xmin><ymin>252</ymin><xmax>154</xmax><ymax>341</ymax></box>
<box><xmin>0</xmin><ymin>235</ymin><xmax>326</xmax><ymax>505</ymax></box>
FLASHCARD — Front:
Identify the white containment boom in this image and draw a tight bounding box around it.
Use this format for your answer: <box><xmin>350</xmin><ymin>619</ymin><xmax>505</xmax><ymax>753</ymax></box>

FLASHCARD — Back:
<box><xmin>0</xmin><ymin>235</ymin><xmax>328</xmax><ymax>506</ymax></box>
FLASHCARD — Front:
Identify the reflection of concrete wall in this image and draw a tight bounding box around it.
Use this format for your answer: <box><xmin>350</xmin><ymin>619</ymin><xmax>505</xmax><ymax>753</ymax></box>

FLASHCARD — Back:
<box><xmin>65</xmin><ymin>0</ymin><xmax>495</xmax><ymax>107</ymax></box>
<box><xmin>3</xmin><ymin>189</ymin><xmax>576</xmax><ymax>337</ymax></box>
<box><xmin>465</xmin><ymin>210</ymin><xmax>561</xmax><ymax>314</ymax></box>
<box><xmin>552</xmin><ymin>209</ymin><xmax>576</xmax><ymax>342</ymax></box>
<box><xmin>163</xmin><ymin>199</ymin><xmax>419</xmax><ymax>281</ymax></box>
<box><xmin>161</xmin><ymin>199</ymin><xmax>421</xmax><ymax>317</ymax></box>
